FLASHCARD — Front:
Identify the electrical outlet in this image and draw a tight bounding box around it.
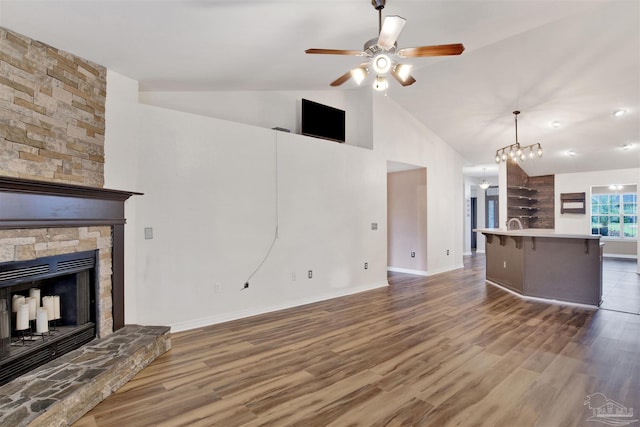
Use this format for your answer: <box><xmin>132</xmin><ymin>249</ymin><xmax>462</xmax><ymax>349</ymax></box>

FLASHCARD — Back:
<box><xmin>213</xmin><ymin>283</ymin><xmax>220</xmax><ymax>293</ymax></box>
<box><xmin>446</xmin><ymin>249</ymin><xmax>450</xmax><ymax>255</ymax></box>
<box><xmin>371</xmin><ymin>222</ymin><xmax>378</xmax><ymax>230</ymax></box>
<box><xmin>411</xmin><ymin>251</ymin><xmax>415</xmax><ymax>258</ymax></box>
<box><xmin>364</xmin><ymin>262</ymin><xmax>368</xmax><ymax>270</ymax></box>
<box><xmin>144</xmin><ymin>227</ymin><xmax>153</xmax><ymax>240</ymax></box>
<box><xmin>308</xmin><ymin>270</ymin><xmax>313</xmax><ymax>279</ymax></box>
<box><xmin>291</xmin><ymin>272</ymin><xmax>296</xmax><ymax>281</ymax></box>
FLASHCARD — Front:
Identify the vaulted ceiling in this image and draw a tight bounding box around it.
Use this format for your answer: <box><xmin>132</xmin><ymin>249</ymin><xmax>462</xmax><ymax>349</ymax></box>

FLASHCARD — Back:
<box><xmin>1</xmin><ymin>0</ymin><xmax>638</xmax><ymax>178</ymax></box>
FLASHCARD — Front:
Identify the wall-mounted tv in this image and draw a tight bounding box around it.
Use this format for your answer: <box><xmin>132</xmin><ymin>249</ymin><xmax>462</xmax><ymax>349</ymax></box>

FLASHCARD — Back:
<box><xmin>301</xmin><ymin>98</ymin><xmax>346</xmax><ymax>143</ymax></box>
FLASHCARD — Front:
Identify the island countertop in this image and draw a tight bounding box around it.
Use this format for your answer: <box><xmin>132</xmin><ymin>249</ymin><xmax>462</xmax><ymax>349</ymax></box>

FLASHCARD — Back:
<box><xmin>474</xmin><ymin>228</ymin><xmax>601</xmax><ymax>240</ymax></box>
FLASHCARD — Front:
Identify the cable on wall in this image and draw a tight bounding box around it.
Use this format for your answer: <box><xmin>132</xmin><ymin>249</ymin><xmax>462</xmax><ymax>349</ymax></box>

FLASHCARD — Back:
<box><xmin>242</xmin><ymin>131</ymin><xmax>280</xmax><ymax>289</ymax></box>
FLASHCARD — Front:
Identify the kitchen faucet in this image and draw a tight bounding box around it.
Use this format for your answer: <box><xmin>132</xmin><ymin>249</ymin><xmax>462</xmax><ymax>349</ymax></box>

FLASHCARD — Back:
<box><xmin>507</xmin><ymin>218</ymin><xmax>523</xmax><ymax>230</ymax></box>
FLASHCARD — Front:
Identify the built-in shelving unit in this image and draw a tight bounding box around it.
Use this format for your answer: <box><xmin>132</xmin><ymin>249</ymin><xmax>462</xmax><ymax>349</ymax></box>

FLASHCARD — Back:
<box><xmin>507</xmin><ymin>186</ymin><xmax>539</xmax><ymax>222</ymax></box>
<box><xmin>506</xmin><ymin>162</ymin><xmax>555</xmax><ymax>229</ymax></box>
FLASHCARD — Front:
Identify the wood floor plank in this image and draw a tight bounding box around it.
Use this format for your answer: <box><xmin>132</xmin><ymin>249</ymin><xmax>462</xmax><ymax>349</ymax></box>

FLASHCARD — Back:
<box><xmin>73</xmin><ymin>255</ymin><xmax>640</xmax><ymax>426</ymax></box>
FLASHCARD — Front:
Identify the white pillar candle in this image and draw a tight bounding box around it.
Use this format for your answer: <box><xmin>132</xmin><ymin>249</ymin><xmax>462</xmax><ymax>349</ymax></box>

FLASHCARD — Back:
<box><xmin>16</xmin><ymin>303</ymin><xmax>29</xmax><ymax>330</ymax></box>
<box><xmin>53</xmin><ymin>295</ymin><xmax>61</xmax><ymax>320</ymax></box>
<box><xmin>12</xmin><ymin>295</ymin><xmax>25</xmax><ymax>313</ymax></box>
<box><xmin>27</xmin><ymin>297</ymin><xmax>37</xmax><ymax>320</ymax></box>
<box><xmin>42</xmin><ymin>296</ymin><xmax>54</xmax><ymax>320</ymax></box>
<box><xmin>36</xmin><ymin>307</ymin><xmax>48</xmax><ymax>333</ymax></box>
<box><xmin>29</xmin><ymin>288</ymin><xmax>41</xmax><ymax>307</ymax></box>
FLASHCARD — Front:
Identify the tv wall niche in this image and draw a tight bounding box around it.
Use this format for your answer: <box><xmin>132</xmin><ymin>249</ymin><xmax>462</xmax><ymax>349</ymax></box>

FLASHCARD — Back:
<box><xmin>301</xmin><ymin>98</ymin><xmax>346</xmax><ymax>143</ymax></box>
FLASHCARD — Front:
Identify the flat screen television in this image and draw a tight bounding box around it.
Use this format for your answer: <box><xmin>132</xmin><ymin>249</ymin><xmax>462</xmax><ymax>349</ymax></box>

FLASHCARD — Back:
<box><xmin>301</xmin><ymin>98</ymin><xmax>346</xmax><ymax>143</ymax></box>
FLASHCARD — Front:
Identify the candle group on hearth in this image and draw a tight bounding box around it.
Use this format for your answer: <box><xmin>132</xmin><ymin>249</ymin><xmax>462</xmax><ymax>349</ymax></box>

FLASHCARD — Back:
<box><xmin>12</xmin><ymin>289</ymin><xmax>61</xmax><ymax>332</ymax></box>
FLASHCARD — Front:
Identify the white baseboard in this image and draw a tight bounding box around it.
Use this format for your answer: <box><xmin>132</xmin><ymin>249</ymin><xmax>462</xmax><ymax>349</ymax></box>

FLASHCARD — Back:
<box><xmin>387</xmin><ymin>267</ymin><xmax>428</xmax><ymax>276</ymax></box>
<box><xmin>387</xmin><ymin>264</ymin><xmax>465</xmax><ymax>277</ymax></box>
<box><xmin>170</xmin><ymin>281</ymin><xmax>389</xmax><ymax>333</ymax></box>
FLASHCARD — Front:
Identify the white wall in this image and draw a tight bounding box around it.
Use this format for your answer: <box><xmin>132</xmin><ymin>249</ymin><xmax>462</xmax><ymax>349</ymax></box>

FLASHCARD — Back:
<box><xmin>140</xmin><ymin>89</ymin><xmax>374</xmax><ymax>149</ymax></box>
<box><xmin>104</xmin><ymin>70</ymin><xmax>141</xmax><ymax>324</ymax></box>
<box><xmin>555</xmin><ymin>168</ymin><xmax>639</xmax><ymax>259</ymax></box>
<box><xmin>373</xmin><ymin>96</ymin><xmax>465</xmax><ymax>274</ymax></box>
<box><xmin>106</xmin><ymin>73</ymin><xmax>467</xmax><ymax>331</ymax></box>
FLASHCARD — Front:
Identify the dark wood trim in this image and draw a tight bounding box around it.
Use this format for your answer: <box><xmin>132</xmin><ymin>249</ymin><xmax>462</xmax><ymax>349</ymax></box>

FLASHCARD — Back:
<box><xmin>112</xmin><ymin>224</ymin><xmax>126</xmax><ymax>330</ymax></box>
<box><xmin>0</xmin><ymin>176</ymin><xmax>141</xmax><ymax>201</ymax></box>
<box><xmin>0</xmin><ymin>176</ymin><xmax>141</xmax><ymax>332</ymax></box>
<box><xmin>0</xmin><ymin>176</ymin><xmax>141</xmax><ymax>230</ymax></box>
<box><xmin>560</xmin><ymin>192</ymin><xmax>586</xmax><ymax>214</ymax></box>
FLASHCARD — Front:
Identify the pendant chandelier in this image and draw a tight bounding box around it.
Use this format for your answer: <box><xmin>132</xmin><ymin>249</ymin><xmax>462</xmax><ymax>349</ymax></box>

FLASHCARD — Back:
<box><xmin>478</xmin><ymin>168</ymin><xmax>490</xmax><ymax>190</ymax></box>
<box><xmin>495</xmin><ymin>111</ymin><xmax>543</xmax><ymax>163</ymax></box>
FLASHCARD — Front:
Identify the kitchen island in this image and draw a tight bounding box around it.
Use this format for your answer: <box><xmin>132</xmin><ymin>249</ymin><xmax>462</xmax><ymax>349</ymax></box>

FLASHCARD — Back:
<box><xmin>476</xmin><ymin>228</ymin><xmax>603</xmax><ymax>306</ymax></box>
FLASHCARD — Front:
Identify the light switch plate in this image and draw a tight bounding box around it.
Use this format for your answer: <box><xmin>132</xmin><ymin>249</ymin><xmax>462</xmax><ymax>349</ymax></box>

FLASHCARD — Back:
<box><xmin>144</xmin><ymin>227</ymin><xmax>153</xmax><ymax>240</ymax></box>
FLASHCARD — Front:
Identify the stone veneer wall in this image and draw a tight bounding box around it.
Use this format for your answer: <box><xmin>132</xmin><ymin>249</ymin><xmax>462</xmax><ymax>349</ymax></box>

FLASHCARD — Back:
<box><xmin>0</xmin><ymin>28</ymin><xmax>114</xmax><ymax>337</ymax></box>
<box><xmin>0</xmin><ymin>27</ymin><xmax>106</xmax><ymax>186</ymax></box>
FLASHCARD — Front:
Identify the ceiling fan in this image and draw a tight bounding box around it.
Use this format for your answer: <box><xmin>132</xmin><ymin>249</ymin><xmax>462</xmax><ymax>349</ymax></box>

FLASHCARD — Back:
<box><xmin>305</xmin><ymin>0</ymin><xmax>464</xmax><ymax>90</ymax></box>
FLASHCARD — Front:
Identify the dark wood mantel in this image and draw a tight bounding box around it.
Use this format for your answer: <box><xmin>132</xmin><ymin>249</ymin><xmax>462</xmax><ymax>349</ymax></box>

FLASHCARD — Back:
<box><xmin>0</xmin><ymin>176</ymin><xmax>142</xmax><ymax>330</ymax></box>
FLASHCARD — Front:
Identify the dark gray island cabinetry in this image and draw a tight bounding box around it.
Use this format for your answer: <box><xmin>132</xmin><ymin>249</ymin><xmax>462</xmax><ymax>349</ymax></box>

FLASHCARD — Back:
<box><xmin>475</xmin><ymin>228</ymin><xmax>603</xmax><ymax>306</ymax></box>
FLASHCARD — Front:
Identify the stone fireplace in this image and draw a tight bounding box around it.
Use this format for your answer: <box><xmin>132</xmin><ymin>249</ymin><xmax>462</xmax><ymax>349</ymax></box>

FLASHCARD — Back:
<box><xmin>1</xmin><ymin>250</ymin><xmax>98</xmax><ymax>385</ymax></box>
<box><xmin>0</xmin><ymin>27</ymin><xmax>170</xmax><ymax>425</ymax></box>
<box><xmin>0</xmin><ymin>175</ymin><xmax>139</xmax><ymax>383</ymax></box>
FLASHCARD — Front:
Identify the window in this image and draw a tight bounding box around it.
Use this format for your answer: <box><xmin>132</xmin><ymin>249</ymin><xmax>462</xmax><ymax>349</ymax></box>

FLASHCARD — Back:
<box><xmin>591</xmin><ymin>193</ymin><xmax>637</xmax><ymax>238</ymax></box>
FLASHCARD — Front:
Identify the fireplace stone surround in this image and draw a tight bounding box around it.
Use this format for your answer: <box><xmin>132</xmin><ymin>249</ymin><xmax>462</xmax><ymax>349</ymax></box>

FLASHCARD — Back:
<box><xmin>0</xmin><ymin>177</ymin><xmax>174</xmax><ymax>425</ymax></box>
<box><xmin>0</xmin><ymin>175</ymin><xmax>141</xmax><ymax>333</ymax></box>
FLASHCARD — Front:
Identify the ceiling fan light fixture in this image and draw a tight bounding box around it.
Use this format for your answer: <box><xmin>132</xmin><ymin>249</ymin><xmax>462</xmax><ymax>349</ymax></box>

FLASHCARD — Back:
<box><xmin>394</xmin><ymin>63</ymin><xmax>412</xmax><ymax>81</ymax></box>
<box><xmin>372</xmin><ymin>54</ymin><xmax>392</xmax><ymax>74</ymax></box>
<box><xmin>373</xmin><ymin>75</ymin><xmax>388</xmax><ymax>91</ymax></box>
<box><xmin>350</xmin><ymin>67</ymin><xmax>368</xmax><ymax>85</ymax></box>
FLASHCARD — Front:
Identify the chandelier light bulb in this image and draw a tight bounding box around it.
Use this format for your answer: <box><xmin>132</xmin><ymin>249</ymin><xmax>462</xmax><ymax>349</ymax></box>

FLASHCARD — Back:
<box><xmin>529</xmin><ymin>148</ymin><xmax>534</xmax><ymax>159</ymax></box>
<box><xmin>537</xmin><ymin>146</ymin><xmax>543</xmax><ymax>157</ymax></box>
<box><xmin>495</xmin><ymin>154</ymin><xmax>501</xmax><ymax>163</ymax></box>
<box><xmin>350</xmin><ymin>67</ymin><xmax>367</xmax><ymax>85</ymax></box>
<box><xmin>373</xmin><ymin>75</ymin><xmax>388</xmax><ymax>91</ymax></box>
<box><xmin>395</xmin><ymin>63</ymin><xmax>412</xmax><ymax>81</ymax></box>
<box><xmin>520</xmin><ymin>152</ymin><xmax>526</xmax><ymax>161</ymax></box>
<box><xmin>372</xmin><ymin>54</ymin><xmax>392</xmax><ymax>74</ymax></box>
<box><xmin>501</xmin><ymin>151</ymin><xmax>507</xmax><ymax>161</ymax></box>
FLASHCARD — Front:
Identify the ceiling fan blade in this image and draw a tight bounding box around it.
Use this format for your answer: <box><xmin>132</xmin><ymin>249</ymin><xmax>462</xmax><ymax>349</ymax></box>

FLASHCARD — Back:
<box><xmin>330</xmin><ymin>71</ymin><xmax>352</xmax><ymax>87</ymax></box>
<box><xmin>390</xmin><ymin>69</ymin><xmax>416</xmax><ymax>86</ymax></box>
<box><xmin>377</xmin><ymin>15</ymin><xmax>406</xmax><ymax>49</ymax></box>
<box><xmin>305</xmin><ymin>48</ymin><xmax>364</xmax><ymax>56</ymax></box>
<box><xmin>397</xmin><ymin>43</ymin><xmax>465</xmax><ymax>58</ymax></box>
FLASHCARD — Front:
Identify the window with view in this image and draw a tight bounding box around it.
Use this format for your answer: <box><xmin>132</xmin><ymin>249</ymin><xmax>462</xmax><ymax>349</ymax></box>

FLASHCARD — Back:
<box><xmin>591</xmin><ymin>191</ymin><xmax>637</xmax><ymax>239</ymax></box>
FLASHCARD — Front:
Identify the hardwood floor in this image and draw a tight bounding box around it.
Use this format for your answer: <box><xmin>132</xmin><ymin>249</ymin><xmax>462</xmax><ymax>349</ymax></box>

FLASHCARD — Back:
<box><xmin>601</xmin><ymin>257</ymin><xmax>640</xmax><ymax>314</ymax></box>
<box><xmin>74</xmin><ymin>255</ymin><xmax>640</xmax><ymax>426</ymax></box>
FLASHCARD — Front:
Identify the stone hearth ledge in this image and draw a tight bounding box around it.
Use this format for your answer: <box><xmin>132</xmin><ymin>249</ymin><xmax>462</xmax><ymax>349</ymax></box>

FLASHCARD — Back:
<box><xmin>0</xmin><ymin>325</ymin><xmax>171</xmax><ymax>427</ymax></box>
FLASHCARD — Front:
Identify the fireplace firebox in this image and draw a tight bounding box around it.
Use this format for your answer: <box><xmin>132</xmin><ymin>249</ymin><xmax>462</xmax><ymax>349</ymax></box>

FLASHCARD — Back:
<box><xmin>0</xmin><ymin>250</ymin><xmax>98</xmax><ymax>385</ymax></box>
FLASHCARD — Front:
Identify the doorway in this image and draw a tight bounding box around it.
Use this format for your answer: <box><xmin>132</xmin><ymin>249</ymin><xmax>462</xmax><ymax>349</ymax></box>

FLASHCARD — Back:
<box><xmin>387</xmin><ymin>161</ymin><xmax>427</xmax><ymax>275</ymax></box>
